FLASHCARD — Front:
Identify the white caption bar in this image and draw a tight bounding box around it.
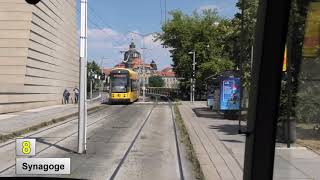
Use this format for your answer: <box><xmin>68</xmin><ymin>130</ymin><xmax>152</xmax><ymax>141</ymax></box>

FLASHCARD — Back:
<box><xmin>16</xmin><ymin>158</ymin><xmax>70</xmax><ymax>175</ymax></box>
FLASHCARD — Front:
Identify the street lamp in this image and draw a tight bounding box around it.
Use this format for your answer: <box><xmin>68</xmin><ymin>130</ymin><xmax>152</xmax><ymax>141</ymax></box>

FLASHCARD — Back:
<box><xmin>88</xmin><ymin>70</ymin><xmax>96</xmax><ymax>102</ymax></box>
<box><xmin>188</xmin><ymin>51</ymin><xmax>196</xmax><ymax>103</ymax></box>
<box><xmin>78</xmin><ymin>0</ymin><xmax>88</xmax><ymax>154</ymax></box>
<box><xmin>100</xmin><ymin>57</ymin><xmax>110</xmax><ymax>95</ymax></box>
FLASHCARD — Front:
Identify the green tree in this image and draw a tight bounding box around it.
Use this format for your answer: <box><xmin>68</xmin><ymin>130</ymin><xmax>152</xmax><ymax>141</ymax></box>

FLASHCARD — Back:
<box><xmin>230</xmin><ymin>0</ymin><xmax>258</xmax><ymax>88</ymax></box>
<box><xmin>156</xmin><ymin>9</ymin><xmax>235</xmax><ymax>97</ymax></box>
<box><xmin>149</xmin><ymin>76</ymin><xmax>165</xmax><ymax>87</ymax></box>
<box><xmin>87</xmin><ymin>61</ymin><xmax>102</xmax><ymax>92</ymax></box>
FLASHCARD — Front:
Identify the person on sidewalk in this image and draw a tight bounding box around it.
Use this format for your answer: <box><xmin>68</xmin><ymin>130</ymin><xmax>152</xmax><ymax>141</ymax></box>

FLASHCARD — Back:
<box><xmin>73</xmin><ymin>87</ymin><xmax>80</xmax><ymax>104</ymax></box>
<box><xmin>63</xmin><ymin>89</ymin><xmax>70</xmax><ymax>104</ymax></box>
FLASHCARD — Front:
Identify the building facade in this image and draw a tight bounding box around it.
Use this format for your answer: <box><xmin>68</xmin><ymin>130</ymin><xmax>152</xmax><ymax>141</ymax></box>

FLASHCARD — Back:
<box><xmin>114</xmin><ymin>42</ymin><xmax>159</xmax><ymax>87</ymax></box>
<box><xmin>0</xmin><ymin>0</ymin><xmax>79</xmax><ymax>114</ymax></box>
<box><xmin>159</xmin><ymin>67</ymin><xmax>179</xmax><ymax>88</ymax></box>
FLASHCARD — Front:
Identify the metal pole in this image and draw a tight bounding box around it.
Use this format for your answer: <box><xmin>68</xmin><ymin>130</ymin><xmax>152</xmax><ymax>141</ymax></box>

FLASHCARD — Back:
<box><xmin>190</xmin><ymin>78</ymin><xmax>193</xmax><ymax>103</ymax></box>
<box><xmin>238</xmin><ymin>0</ymin><xmax>245</xmax><ymax>134</ymax></box>
<box><xmin>192</xmin><ymin>52</ymin><xmax>196</xmax><ymax>102</ymax></box>
<box><xmin>100</xmin><ymin>59</ymin><xmax>103</xmax><ymax>97</ymax></box>
<box><xmin>286</xmin><ymin>43</ymin><xmax>292</xmax><ymax>148</ymax></box>
<box><xmin>142</xmin><ymin>39</ymin><xmax>146</xmax><ymax>102</ymax></box>
<box><xmin>78</xmin><ymin>0</ymin><xmax>87</xmax><ymax>154</ymax></box>
<box><xmin>84</xmin><ymin>0</ymin><xmax>88</xmax><ymax>151</ymax></box>
<box><xmin>250</xmin><ymin>45</ymin><xmax>254</xmax><ymax>71</ymax></box>
<box><xmin>90</xmin><ymin>79</ymin><xmax>93</xmax><ymax>102</ymax></box>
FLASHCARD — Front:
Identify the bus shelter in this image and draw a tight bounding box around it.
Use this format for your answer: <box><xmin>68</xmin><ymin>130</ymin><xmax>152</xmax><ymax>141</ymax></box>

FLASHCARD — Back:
<box><xmin>205</xmin><ymin>70</ymin><xmax>241</xmax><ymax>116</ymax></box>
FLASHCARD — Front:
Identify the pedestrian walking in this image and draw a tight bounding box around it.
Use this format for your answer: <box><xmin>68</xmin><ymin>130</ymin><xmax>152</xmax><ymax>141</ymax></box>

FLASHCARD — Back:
<box><xmin>63</xmin><ymin>89</ymin><xmax>70</xmax><ymax>104</ymax></box>
<box><xmin>73</xmin><ymin>87</ymin><xmax>80</xmax><ymax>104</ymax></box>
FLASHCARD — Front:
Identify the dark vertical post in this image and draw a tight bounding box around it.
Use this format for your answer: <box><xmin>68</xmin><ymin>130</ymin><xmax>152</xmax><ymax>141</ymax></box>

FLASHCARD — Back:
<box><xmin>286</xmin><ymin>37</ymin><xmax>294</xmax><ymax>148</ymax></box>
<box><xmin>238</xmin><ymin>0</ymin><xmax>245</xmax><ymax>133</ymax></box>
<box><xmin>243</xmin><ymin>0</ymin><xmax>291</xmax><ymax>179</ymax></box>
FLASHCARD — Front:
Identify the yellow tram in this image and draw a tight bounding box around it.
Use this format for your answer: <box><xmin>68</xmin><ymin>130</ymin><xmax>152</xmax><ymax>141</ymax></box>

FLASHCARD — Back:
<box><xmin>109</xmin><ymin>68</ymin><xmax>139</xmax><ymax>103</ymax></box>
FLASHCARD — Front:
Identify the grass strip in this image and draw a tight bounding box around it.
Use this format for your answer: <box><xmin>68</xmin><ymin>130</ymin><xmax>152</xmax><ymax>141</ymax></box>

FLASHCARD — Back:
<box><xmin>174</xmin><ymin>105</ymin><xmax>205</xmax><ymax>180</ymax></box>
<box><xmin>0</xmin><ymin>105</ymin><xmax>106</xmax><ymax>143</ymax></box>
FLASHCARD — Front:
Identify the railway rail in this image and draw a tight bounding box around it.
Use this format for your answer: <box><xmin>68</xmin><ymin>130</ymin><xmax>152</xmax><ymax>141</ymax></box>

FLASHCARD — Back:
<box><xmin>0</xmin><ymin>105</ymin><xmax>129</xmax><ymax>174</ymax></box>
<box><xmin>109</xmin><ymin>95</ymin><xmax>184</xmax><ymax>180</ymax></box>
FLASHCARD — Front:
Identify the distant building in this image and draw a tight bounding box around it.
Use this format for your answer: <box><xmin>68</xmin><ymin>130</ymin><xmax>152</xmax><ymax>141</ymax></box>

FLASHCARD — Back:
<box><xmin>123</xmin><ymin>42</ymin><xmax>141</xmax><ymax>68</ymax></box>
<box><xmin>102</xmin><ymin>68</ymin><xmax>113</xmax><ymax>91</ymax></box>
<box><xmin>103</xmin><ymin>68</ymin><xmax>112</xmax><ymax>77</ymax></box>
<box><xmin>0</xmin><ymin>1</ymin><xmax>78</xmax><ymax>114</ymax></box>
<box><xmin>110</xmin><ymin>43</ymin><xmax>178</xmax><ymax>89</ymax></box>
<box><xmin>159</xmin><ymin>67</ymin><xmax>179</xmax><ymax>88</ymax></box>
<box><xmin>113</xmin><ymin>42</ymin><xmax>159</xmax><ymax>87</ymax></box>
<box><xmin>150</xmin><ymin>60</ymin><xmax>158</xmax><ymax>72</ymax></box>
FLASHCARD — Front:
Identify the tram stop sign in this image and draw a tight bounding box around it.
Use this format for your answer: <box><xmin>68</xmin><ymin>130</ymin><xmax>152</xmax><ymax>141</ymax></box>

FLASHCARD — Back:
<box><xmin>25</xmin><ymin>0</ymin><xmax>41</xmax><ymax>4</ymax></box>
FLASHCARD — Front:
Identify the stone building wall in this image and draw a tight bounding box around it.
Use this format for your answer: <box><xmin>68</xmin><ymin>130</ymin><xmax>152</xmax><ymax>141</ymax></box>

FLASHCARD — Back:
<box><xmin>0</xmin><ymin>0</ymin><xmax>79</xmax><ymax>114</ymax></box>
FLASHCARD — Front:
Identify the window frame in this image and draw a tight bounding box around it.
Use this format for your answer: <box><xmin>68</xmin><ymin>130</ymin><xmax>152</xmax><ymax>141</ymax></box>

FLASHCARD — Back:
<box><xmin>243</xmin><ymin>0</ymin><xmax>291</xmax><ymax>179</ymax></box>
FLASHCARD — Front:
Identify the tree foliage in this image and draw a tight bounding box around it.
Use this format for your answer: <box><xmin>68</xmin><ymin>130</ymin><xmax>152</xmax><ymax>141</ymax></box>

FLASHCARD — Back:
<box><xmin>87</xmin><ymin>61</ymin><xmax>102</xmax><ymax>91</ymax></box>
<box><xmin>232</xmin><ymin>0</ymin><xmax>259</xmax><ymax>88</ymax></box>
<box><xmin>292</xmin><ymin>0</ymin><xmax>320</xmax><ymax>123</ymax></box>
<box><xmin>149</xmin><ymin>76</ymin><xmax>165</xmax><ymax>87</ymax></box>
<box><xmin>156</xmin><ymin>9</ymin><xmax>235</xmax><ymax>97</ymax></box>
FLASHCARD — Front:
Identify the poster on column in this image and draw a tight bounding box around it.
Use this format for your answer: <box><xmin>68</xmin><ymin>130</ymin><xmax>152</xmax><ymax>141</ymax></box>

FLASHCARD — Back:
<box><xmin>220</xmin><ymin>78</ymin><xmax>241</xmax><ymax>110</ymax></box>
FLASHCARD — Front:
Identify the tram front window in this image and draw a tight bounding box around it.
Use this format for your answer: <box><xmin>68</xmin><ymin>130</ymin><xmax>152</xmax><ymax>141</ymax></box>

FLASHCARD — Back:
<box><xmin>111</xmin><ymin>77</ymin><xmax>128</xmax><ymax>93</ymax></box>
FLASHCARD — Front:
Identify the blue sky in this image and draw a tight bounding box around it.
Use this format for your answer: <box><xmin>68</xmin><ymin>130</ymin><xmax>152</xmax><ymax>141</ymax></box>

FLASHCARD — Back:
<box><xmin>80</xmin><ymin>0</ymin><xmax>238</xmax><ymax>69</ymax></box>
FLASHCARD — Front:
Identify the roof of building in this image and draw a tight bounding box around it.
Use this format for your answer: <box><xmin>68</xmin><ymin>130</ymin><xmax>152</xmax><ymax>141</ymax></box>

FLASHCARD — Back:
<box><xmin>130</xmin><ymin>58</ymin><xmax>153</xmax><ymax>69</ymax></box>
<box><xmin>161</xmin><ymin>66</ymin><xmax>172</xmax><ymax>72</ymax></box>
<box><xmin>159</xmin><ymin>66</ymin><xmax>175</xmax><ymax>77</ymax></box>
<box><xmin>103</xmin><ymin>68</ymin><xmax>112</xmax><ymax>75</ymax></box>
<box><xmin>114</xmin><ymin>63</ymin><xmax>126</xmax><ymax>68</ymax></box>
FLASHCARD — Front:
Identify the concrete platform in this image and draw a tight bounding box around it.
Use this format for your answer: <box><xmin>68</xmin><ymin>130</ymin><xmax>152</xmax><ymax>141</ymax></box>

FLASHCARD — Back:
<box><xmin>179</xmin><ymin>101</ymin><xmax>320</xmax><ymax>180</ymax></box>
<box><xmin>0</xmin><ymin>102</ymin><xmax>102</xmax><ymax>137</ymax></box>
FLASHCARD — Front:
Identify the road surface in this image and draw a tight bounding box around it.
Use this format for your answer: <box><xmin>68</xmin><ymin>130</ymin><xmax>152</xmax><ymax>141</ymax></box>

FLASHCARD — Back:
<box><xmin>0</xmin><ymin>103</ymin><xmax>192</xmax><ymax>180</ymax></box>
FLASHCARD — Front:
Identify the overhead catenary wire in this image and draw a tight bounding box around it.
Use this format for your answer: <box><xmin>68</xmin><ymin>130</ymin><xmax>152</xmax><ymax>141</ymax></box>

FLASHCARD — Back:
<box><xmin>87</xmin><ymin>5</ymin><xmax>131</xmax><ymax>42</ymax></box>
<box><xmin>76</xmin><ymin>6</ymin><xmax>167</xmax><ymax>66</ymax></box>
<box><xmin>160</xmin><ymin>0</ymin><xmax>163</xmax><ymax>25</ymax></box>
<box><xmin>76</xmin><ymin>7</ymin><xmax>130</xmax><ymax>48</ymax></box>
<box><xmin>165</xmin><ymin>0</ymin><xmax>167</xmax><ymax>23</ymax></box>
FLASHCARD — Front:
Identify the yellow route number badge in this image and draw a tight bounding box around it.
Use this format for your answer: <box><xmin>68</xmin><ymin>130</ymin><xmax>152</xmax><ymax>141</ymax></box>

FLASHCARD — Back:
<box><xmin>16</xmin><ymin>139</ymin><xmax>36</xmax><ymax>156</ymax></box>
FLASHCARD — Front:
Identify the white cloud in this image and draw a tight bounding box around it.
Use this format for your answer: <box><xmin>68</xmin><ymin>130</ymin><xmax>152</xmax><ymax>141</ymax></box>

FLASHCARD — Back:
<box><xmin>86</xmin><ymin>27</ymin><xmax>172</xmax><ymax>69</ymax></box>
<box><xmin>197</xmin><ymin>1</ymin><xmax>239</xmax><ymax>18</ymax></box>
<box><xmin>88</xmin><ymin>28</ymin><xmax>114</xmax><ymax>38</ymax></box>
<box><xmin>144</xmin><ymin>34</ymin><xmax>161</xmax><ymax>49</ymax></box>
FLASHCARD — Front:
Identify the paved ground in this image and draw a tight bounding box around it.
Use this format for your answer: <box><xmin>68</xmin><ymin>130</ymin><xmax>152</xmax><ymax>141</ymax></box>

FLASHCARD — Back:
<box><xmin>179</xmin><ymin>101</ymin><xmax>320</xmax><ymax>180</ymax></box>
<box><xmin>0</xmin><ymin>103</ymin><xmax>192</xmax><ymax>180</ymax></box>
<box><xmin>0</xmin><ymin>101</ymin><xmax>101</xmax><ymax>136</ymax></box>
<box><xmin>4</xmin><ymin>99</ymin><xmax>319</xmax><ymax>179</ymax></box>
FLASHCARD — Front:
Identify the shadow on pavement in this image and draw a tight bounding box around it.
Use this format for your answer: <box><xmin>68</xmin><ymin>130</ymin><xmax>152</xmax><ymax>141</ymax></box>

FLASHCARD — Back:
<box><xmin>36</xmin><ymin>137</ymin><xmax>78</xmax><ymax>154</ymax></box>
<box><xmin>208</xmin><ymin>124</ymin><xmax>246</xmax><ymax>136</ymax></box>
<box><xmin>221</xmin><ymin>139</ymin><xmax>245</xmax><ymax>143</ymax></box>
<box><xmin>192</xmin><ymin>107</ymin><xmax>224</xmax><ymax>119</ymax></box>
<box><xmin>192</xmin><ymin>107</ymin><xmax>242</xmax><ymax>120</ymax></box>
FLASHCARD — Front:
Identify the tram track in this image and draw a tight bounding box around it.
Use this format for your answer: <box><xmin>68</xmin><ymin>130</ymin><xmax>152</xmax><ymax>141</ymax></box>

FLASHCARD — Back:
<box><xmin>0</xmin><ymin>99</ymin><xmax>186</xmax><ymax>179</ymax></box>
<box><xmin>168</xmin><ymin>98</ymin><xmax>185</xmax><ymax>180</ymax></box>
<box><xmin>0</xmin><ymin>105</ymin><xmax>118</xmax><ymax>149</ymax></box>
<box><xmin>109</xmin><ymin>104</ymin><xmax>155</xmax><ymax>180</ymax></box>
<box><xmin>109</xmin><ymin>97</ymin><xmax>185</xmax><ymax>180</ymax></box>
<box><xmin>0</xmin><ymin>104</ymin><xmax>130</xmax><ymax>174</ymax></box>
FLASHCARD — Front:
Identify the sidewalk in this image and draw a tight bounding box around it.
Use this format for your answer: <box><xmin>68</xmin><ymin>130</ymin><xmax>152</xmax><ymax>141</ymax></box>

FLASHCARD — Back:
<box><xmin>179</xmin><ymin>101</ymin><xmax>320</xmax><ymax>180</ymax></box>
<box><xmin>0</xmin><ymin>101</ymin><xmax>102</xmax><ymax>139</ymax></box>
